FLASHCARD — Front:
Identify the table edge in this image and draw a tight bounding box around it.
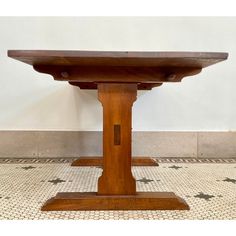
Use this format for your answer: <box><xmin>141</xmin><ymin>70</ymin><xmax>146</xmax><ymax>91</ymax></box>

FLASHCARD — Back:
<box><xmin>7</xmin><ymin>50</ymin><xmax>229</xmax><ymax>60</ymax></box>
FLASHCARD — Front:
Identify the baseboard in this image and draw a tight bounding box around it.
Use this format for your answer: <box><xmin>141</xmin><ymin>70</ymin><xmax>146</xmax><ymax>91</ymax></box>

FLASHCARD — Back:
<box><xmin>0</xmin><ymin>131</ymin><xmax>235</xmax><ymax>158</ymax></box>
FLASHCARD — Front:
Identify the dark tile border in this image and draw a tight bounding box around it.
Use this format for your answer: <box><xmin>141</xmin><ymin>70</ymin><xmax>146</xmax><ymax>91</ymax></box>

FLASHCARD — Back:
<box><xmin>157</xmin><ymin>158</ymin><xmax>236</xmax><ymax>163</ymax></box>
<box><xmin>0</xmin><ymin>157</ymin><xmax>235</xmax><ymax>164</ymax></box>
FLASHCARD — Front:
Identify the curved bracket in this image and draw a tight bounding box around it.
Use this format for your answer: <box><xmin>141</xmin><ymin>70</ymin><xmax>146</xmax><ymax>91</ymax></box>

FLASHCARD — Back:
<box><xmin>33</xmin><ymin>65</ymin><xmax>202</xmax><ymax>89</ymax></box>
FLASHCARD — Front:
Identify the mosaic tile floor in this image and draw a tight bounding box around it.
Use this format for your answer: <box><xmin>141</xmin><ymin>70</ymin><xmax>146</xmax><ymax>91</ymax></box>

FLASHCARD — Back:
<box><xmin>0</xmin><ymin>159</ymin><xmax>235</xmax><ymax>220</ymax></box>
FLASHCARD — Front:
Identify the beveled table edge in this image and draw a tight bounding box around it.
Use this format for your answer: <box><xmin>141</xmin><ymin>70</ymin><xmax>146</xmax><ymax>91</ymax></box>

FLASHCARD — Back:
<box><xmin>8</xmin><ymin>50</ymin><xmax>229</xmax><ymax>60</ymax></box>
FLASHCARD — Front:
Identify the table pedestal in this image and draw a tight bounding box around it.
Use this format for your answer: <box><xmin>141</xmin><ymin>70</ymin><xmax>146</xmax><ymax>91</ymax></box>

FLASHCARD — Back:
<box><xmin>42</xmin><ymin>83</ymin><xmax>189</xmax><ymax>211</ymax></box>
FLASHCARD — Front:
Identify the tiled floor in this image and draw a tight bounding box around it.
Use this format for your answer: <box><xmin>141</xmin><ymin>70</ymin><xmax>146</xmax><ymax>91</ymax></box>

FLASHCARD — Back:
<box><xmin>0</xmin><ymin>158</ymin><xmax>235</xmax><ymax>220</ymax></box>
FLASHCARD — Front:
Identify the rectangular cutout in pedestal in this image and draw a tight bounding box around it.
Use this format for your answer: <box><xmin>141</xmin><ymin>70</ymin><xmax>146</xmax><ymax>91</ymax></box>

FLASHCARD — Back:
<box><xmin>114</xmin><ymin>124</ymin><xmax>121</xmax><ymax>145</ymax></box>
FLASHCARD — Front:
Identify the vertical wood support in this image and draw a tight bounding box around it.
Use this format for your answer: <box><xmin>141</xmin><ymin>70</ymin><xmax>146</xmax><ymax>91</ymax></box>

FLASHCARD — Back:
<box><xmin>97</xmin><ymin>83</ymin><xmax>137</xmax><ymax>195</ymax></box>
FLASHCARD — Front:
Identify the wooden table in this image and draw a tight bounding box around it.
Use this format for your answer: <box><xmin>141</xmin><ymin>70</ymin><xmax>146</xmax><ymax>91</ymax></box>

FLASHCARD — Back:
<box><xmin>8</xmin><ymin>50</ymin><xmax>228</xmax><ymax>211</ymax></box>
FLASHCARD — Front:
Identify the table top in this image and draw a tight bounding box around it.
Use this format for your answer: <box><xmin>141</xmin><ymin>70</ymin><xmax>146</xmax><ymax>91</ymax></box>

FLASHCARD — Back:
<box><xmin>8</xmin><ymin>50</ymin><xmax>228</xmax><ymax>90</ymax></box>
<box><xmin>8</xmin><ymin>50</ymin><xmax>228</xmax><ymax>68</ymax></box>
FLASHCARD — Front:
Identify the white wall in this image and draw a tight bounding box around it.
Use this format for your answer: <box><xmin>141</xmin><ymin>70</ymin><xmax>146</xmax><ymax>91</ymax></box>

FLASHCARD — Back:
<box><xmin>0</xmin><ymin>17</ymin><xmax>235</xmax><ymax>131</ymax></box>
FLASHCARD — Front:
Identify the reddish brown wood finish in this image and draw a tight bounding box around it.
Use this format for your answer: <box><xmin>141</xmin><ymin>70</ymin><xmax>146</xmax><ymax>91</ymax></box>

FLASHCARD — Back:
<box><xmin>41</xmin><ymin>192</ymin><xmax>189</xmax><ymax>211</ymax></box>
<box><xmin>7</xmin><ymin>50</ymin><xmax>228</xmax><ymax>67</ymax></box>
<box><xmin>32</xmin><ymin>65</ymin><xmax>202</xmax><ymax>84</ymax></box>
<box><xmin>69</xmin><ymin>81</ymin><xmax>163</xmax><ymax>90</ymax></box>
<box><xmin>71</xmin><ymin>156</ymin><xmax>159</xmax><ymax>167</ymax></box>
<box><xmin>8</xmin><ymin>50</ymin><xmax>228</xmax><ymax>90</ymax></box>
<box><xmin>8</xmin><ymin>50</ymin><xmax>228</xmax><ymax>211</ymax></box>
<box><xmin>97</xmin><ymin>83</ymin><xmax>137</xmax><ymax>195</ymax></box>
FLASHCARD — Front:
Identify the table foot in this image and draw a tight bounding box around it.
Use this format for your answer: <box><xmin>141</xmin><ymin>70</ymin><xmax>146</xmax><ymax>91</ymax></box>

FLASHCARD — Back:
<box><xmin>71</xmin><ymin>156</ymin><xmax>159</xmax><ymax>167</ymax></box>
<box><xmin>41</xmin><ymin>192</ymin><xmax>189</xmax><ymax>211</ymax></box>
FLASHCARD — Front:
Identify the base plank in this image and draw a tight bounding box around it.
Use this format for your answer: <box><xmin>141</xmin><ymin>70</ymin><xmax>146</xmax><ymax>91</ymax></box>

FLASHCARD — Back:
<box><xmin>41</xmin><ymin>192</ymin><xmax>189</xmax><ymax>211</ymax></box>
<box><xmin>71</xmin><ymin>156</ymin><xmax>159</xmax><ymax>167</ymax></box>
